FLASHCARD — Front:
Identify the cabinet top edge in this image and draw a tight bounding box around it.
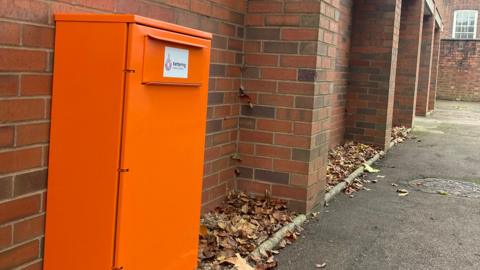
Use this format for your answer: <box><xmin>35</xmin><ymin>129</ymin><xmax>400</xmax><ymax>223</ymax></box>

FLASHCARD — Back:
<box><xmin>55</xmin><ymin>14</ymin><xmax>213</xmax><ymax>40</ymax></box>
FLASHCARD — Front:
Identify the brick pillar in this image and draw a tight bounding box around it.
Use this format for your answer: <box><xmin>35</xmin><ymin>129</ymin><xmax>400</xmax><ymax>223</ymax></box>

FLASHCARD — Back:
<box><xmin>237</xmin><ymin>0</ymin><xmax>338</xmax><ymax>213</ymax></box>
<box><xmin>416</xmin><ymin>14</ymin><xmax>435</xmax><ymax>116</ymax></box>
<box><xmin>428</xmin><ymin>27</ymin><xmax>441</xmax><ymax>112</ymax></box>
<box><xmin>346</xmin><ymin>0</ymin><xmax>402</xmax><ymax>149</ymax></box>
<box><xmin>393</xmin><ymin>0</ymin><xmax>424</xmax><ymax>128</ymax></box>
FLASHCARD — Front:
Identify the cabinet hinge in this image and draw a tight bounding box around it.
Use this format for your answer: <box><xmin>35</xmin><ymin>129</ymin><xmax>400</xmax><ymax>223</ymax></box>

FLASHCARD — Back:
<box><xmin>118</xmin><ymin>168</ymin><xmax>129</xmax><ymax>173</ymax></box>
<box><xmin>123</xmin><ymin>69</ymin><xmax>136</xmax><ymax>73</ymax></box>
<box><xmin>112</xmin><ymin>267</ymin><xmax>124</xmax><ymax>270</ymax></box>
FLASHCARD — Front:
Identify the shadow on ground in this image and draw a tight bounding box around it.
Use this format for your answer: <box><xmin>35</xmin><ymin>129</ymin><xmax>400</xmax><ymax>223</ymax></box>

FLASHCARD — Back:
<box><xmin>276</xmin><ymin>100</ymin><xmax>480</xmax><ymax>270</ymax></box>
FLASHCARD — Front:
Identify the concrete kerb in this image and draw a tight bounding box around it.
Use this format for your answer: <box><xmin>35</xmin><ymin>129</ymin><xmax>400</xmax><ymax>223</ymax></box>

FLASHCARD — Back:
<box><xmin>251</xmin><ymin>214</ymin><xmax>307</xmax><ymax>258</ymax></box>
<box><xmin>324</xmin><ymin>151</ymin><xmax>385</xmax><ymax>204</ymax></box>
<box><xmin>324</xmin><ymin>128</ymin><xmax>412</xmax><ymax>205</ymax></box>
<box><xmin>249</xmin><ymin>129</ymin><xmax>411</xmax><ymax>260</ymax></box>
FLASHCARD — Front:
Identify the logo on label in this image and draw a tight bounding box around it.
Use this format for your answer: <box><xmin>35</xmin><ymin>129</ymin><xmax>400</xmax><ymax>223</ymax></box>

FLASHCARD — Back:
<box><xmin>165</xmin><ymin>54</ymin><xmax>173</xmax><ymax>71</ymax></box>
<box><xmin>163</xmin><ymin>47</ymin><xmax>189</xmax><ymax>79</ymax></box>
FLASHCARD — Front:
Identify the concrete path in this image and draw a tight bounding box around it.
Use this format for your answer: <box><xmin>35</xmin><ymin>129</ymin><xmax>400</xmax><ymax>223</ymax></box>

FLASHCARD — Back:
<box><xmin>276</xmin><ymin>100</ymin><xmax>480</xmax><ymax>270</ymax></box>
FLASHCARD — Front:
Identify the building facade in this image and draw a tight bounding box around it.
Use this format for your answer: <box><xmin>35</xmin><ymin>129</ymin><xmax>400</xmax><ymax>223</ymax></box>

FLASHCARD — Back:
<box><xmin>0</xmin><ymin>0</ymin><xmax>447</xmax><ymax>268</ymax></box>
<box><xmin>438</xmin><ymin>0</ymin><xmax>480</xmax><ymax>101</ymax></box>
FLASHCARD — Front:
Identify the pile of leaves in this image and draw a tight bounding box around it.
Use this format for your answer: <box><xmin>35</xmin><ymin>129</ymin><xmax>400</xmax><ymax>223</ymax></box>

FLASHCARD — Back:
<box><xmin>326</xmin><ymin>141</ymin><xmax>380</xmax><ymax>188</ymax></box>
<box><xmin>391</xmin><ymin>126</ymin><xmax>409</xmax><ymax>144</ymax></box>
<box><xmin>198</xmin><ymin>192</ymin><xmax>299</xmax><ymax>270</ymax></box>
<box><xmin>344</xmin><ymin>177</ymin><xmax>368</xmax><ymax>195</ymax></box>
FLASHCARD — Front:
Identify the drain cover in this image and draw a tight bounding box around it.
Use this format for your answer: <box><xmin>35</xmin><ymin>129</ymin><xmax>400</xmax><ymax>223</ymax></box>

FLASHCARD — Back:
<box><xmin>409</xmin><ymin>178</ymin><xmax>480</xmax><ymax>198</ymax></box>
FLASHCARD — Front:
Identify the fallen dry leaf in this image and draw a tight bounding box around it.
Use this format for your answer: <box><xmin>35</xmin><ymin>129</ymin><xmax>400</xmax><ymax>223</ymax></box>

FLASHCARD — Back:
<box><xmin>391</xmin><ymin>126</ymin><xmax>410</xmax><ymax>144</ymax></box>
<box><xmin>254</xmin><ymin>256</ymin><xmax>278</xmax><ymax>270</ymax></box>
<box><xmin>224</xmin><ymin>254</ymin><xmax>254</xmax><ymax>270</ymax></box>
<box><xmin>200</xmin><ymin>225</ymin><xmax>209</xmax><ymax>238</ymax></box>
<box><xmin>363</xmin><ymin>164</ymin><xmax>380</xmax><ymax>173</ymax></box>
<box><xmin>345</xmin><ymin>178</ymin><xmax>368</xmax><ymax>195</ymax></box>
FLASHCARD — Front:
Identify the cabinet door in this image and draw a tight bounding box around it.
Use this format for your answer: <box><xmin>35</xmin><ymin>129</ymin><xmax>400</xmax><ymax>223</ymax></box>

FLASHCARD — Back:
<box><xmin>43</xmin><ymin>21</ymin><xmax>127</xmax><ymax>270</ymax></box>
<box><xmin>114</xmin><ymin>23</ymin><xmax>210</xmax><ymax>269</ymax></box>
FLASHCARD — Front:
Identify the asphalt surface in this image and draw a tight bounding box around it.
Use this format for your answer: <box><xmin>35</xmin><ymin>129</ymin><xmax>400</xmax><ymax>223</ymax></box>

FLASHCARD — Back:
<box><xmin>276</xmin><ymin>100</ymin><xmax>480</xmax><ymax>270</ymax></box>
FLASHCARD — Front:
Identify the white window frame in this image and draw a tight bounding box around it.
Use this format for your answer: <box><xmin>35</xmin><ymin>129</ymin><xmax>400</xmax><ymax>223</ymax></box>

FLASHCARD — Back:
<box><xmin>452</xmin><ymin>10</ymin><xmax>478</xmax><ymax>39</ymax></box>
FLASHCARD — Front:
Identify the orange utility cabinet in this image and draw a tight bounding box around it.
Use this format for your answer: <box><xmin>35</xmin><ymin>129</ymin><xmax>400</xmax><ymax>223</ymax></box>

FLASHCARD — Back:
<box><xmin>44</xmin><ymin>14</ymin><xmax>211</xmax><ymax>270</ymax></box>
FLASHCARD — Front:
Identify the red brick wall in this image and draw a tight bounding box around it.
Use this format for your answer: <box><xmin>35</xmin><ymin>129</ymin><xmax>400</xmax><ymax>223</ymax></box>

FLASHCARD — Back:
<box><xmin>330</xmin><ymin>0</ymin><xmax>353</xmax><ymax>148</ymax></box>
<box><xmin>0</xmin><ymin>0</ymin><xmax>245</xmax><ymax>268</ymax></box>
<box><xmin>237</xmin><ymin>0</ymin><xmax>338</xmax><ymax>213</ymax></box>
<box><xmin>441</xmin><ymin>0</ymin><xmax>480</xmax><ymax>39</ymax></box>
<box><xmin>438</xmin><ymin>40</ymin><xmax>480</xmax><ymax>101</ymax></box>
<box><xmin>346</xmin><ymin>0</ymin><xmax>402</xmax><ymax>149</ymax></box>
<box><xmin>1</xmin><ymin>1</ymin><xmax>53</xmax><ymax>268</ymax></box>
<box><xmin>435</xmin><ymin>0</ymin><xmax>449</xmax><ymax>20</ymax></box>
<box><xmin>437</xmin><ymin>0</ymin><xmax>480</xmax><ymax>102</ymax></box>
<box><xmin>198</xmin><ymin>1</ymin><xmax>246</xmax><ymax>213</ymax></box>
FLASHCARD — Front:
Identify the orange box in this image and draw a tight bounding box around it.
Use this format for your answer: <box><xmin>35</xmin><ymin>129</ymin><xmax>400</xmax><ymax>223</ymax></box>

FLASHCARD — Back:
<box><xmin>43</xmin><ymin>14</ymin><xmax>211</xmax><ymax>270</ymax></box>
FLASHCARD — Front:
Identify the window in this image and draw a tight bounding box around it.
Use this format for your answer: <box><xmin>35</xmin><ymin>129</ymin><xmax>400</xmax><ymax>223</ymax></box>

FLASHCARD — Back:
<box><xmin>452</xmin><ymin>10</ymin><xmax>478</xmax><ymax>39</ymax></box>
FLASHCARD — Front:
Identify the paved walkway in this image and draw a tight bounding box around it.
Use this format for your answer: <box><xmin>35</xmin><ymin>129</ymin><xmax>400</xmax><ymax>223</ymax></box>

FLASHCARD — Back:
<box><xmin>276</xmin><ymin>100</ymin><xmax>480</xmax><ymax>270</ymax></box>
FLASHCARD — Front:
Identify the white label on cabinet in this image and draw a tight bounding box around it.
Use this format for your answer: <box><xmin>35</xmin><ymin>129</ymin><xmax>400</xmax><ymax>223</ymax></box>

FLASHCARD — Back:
<box><xmin>163</xmin><ymin>46</ymin><xmax>189</xmax><ymax>79</ymax></box>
